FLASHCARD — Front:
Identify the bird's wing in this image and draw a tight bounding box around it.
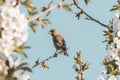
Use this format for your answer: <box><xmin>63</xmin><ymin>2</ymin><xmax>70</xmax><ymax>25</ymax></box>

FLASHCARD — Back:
<box><xmin>55</xmin><ymin>35</ymin><xmax>63</xmax><ymax>47</ymax></box>
<box><xmin>56</xmin><ymin>35</ymin><xmax>66</xmax><ymax>50</ymax></box>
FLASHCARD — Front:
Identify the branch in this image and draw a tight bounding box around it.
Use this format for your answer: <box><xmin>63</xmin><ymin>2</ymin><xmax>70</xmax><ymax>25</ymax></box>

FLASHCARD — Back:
<box><xmin>73</xmin><ymin>1</ymin><xmax>108</xmax><ymax>28</ymax></box>
<box><xmin>28</xmin><ymin>0</ymin><xmax>67</xmax><ymax>22</ymax></box>
<box><xmin>14</xmin><ymin>0</ymin><xmax>21</xmax><ymax>7</ymax></box>
<box><xmin>31</xmin><ymin>50</ymin><xmax>64</xmax><ymax>69</ymax></box>
<box><xmin>80</xmin><ymin>63</ymin><xmax>84</xmax><ymax>80</ymax></box>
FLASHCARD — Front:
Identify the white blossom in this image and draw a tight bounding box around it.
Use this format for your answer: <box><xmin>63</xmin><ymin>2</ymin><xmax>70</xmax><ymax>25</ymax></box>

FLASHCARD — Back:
<box><xmin>97</xmin><ymin>76</ymin><xmax>105</xmax><ymax>80</ymax></box>
<box><xmin>14</xmin><ymin>71</ymin><xmax>30</xmax><ymax>80</ymax></box>
<box><xmin>117</xmin><ymin>30</ymin><xmax>120</xmax><ymax>37</ymax></box>
<box><xmin>4</xmin><ymin>0</ymin><xmax>17</xmax><ymax>7</ymax></box>
<box><xmin>100</xmin><ymin>9</ymin><xmax>120</xmax><ymax>80</ymax></box>
<box><xmin>113</xmin><ymin>11</ymin><xmax>120</xmax><ymax>35</ymax></box>
<box><xmin>12</xmin><ymin>58</ymin><xmax>30</xmax><ymax>80</ymax></box>
<box><xmin>0</xmin><ymin>0</ymin><xmax>29</xmax><ymax>78</ymax></box>
<box><xmin>115</xmin><ymin>56</ymin><xmax>120</xmax><ymax>70</ymax></box>
<box><xmin>0</xmin><ymin>1</ymin><xmax>28</xmax><ymax>57</ymax></box>
<box><xmin>113</xmin><ymin>37</ymin><xmax>120</xmax><ymax>48</ymax></box>
<box><xmin>102</xmin><ymin>70</ymin><xmax>107</xmax><ymax>74</ymax></box>
<box><xmin>108</xmin><ymin>75</ymin><xmax>117</xmax><ymax>80</ymax></box>
<box><xmin>14</xmin><ymin>57</ymin><xmax>23</xmax><ymax>67</ymax></box>
<box><xmin>106</xmin><ymin>45</ymin><xmax>117</xmax><ymax>60</ymax></box>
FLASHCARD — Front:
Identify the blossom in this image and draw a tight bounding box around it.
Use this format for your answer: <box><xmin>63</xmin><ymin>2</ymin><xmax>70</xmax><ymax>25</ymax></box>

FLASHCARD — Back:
<box><xmin>14</xmin><ymin>57</ymin><xmax>23</xmax><ymax>67</ymax></box>
<box><xmin>4</xmin><ymin>0</ymin><xmax>17</xmax><ymax>7</ymax></box>
<box><xmin>0</xmin><ymin>1</ymin><xmax>28</xmax><ymax>57</ymax></box>
<box><xmin>106</xmin><ymin>45</ymin><xmax>117</xmax><ymax>60</ymax></box>
<box><xmin>14</xmin><ymin>71</ymin><xmax>30</xmax><ymax>80</ymax></box>
<box><xmin>0</xmin><ymin>0</ymin><xmax>29</xmax><ymax>78</ymax></box>
<box><xmin>102</xmin><ymin>70</ymin><xmax>107</xmax><ymax>74</ymax></box>
<box><xmin>97</xmin><ymin>76</ymin><xmax>105</xmax><ymax>80</ymax></box>
<box><xmin>108</xmin><ymin>75</ymin><xmax>117</xmax><ymax>80</ymax></box>
<box><xmin>117</xmin><ymin>30</ymin><xmax>120</xmax><ymax>37</ymax></box>
<box><xmin>113</xmin><ymin>37</ymin><xmax>120</xmax><ymax>48</ymax></box>
<box><xmin>115</xmin><ymin>56</ymin><xmax>120</xmax><ymax>70</ymax></box>
<box><xmin>13</xmin><ymin>58</ymin><xmax>30</xmax><ymax>80</ymax></box>
<box><xmin>101</xmin><ymin>8</ymin><xmax>120</xmax><ymax>80</ymax></box>
<box><xmin>112</xmin><ymin>11</ymin><xmax>120</xmax><ymax>36</ymax></box>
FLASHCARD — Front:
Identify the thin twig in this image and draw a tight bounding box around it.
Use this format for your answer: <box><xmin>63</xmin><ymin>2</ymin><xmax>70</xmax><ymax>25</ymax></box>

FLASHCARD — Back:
<box><xmin>80</xmin><ymin>64</ymin><xmax>84</xmax><ymax>80</ymax></box>
<box><xmin>14</xmin><ymin>0</ymin><xmax>20</xmax><ymax>7</ymax></box>
<box><xmin>73</xmin><ymin>2</ymin><xmax>108</xmax><ymax>28</ymax></box>
<box><xmin>28</xmin><ymin>6</ymin><xmax>56</xmax><ymax>22</ymax></box>
<box><xmin>28</xmin><ymin>0</ymin><xmax>66</xmax><ymax>22</ymax></box>
<box><xmin>31</xmin><ymin>50</ymin><xmax>64</xmax><ymax>69</ymax></box>
<box><xmin>78</xmin><ymin>61</ymin><xmax>84</xmax><ymax>80</ymax></box>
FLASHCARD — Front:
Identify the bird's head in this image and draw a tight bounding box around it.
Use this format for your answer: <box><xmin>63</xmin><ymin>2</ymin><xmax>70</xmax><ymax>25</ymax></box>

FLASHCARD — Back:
<box><xmin>48</xmin><ymin>29</ymin><xmax>59</xmax><ymax>36</ymax></box>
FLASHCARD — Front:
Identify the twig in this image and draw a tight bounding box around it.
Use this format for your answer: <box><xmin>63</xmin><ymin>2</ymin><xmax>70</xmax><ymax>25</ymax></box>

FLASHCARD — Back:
<box><xmin>28</xmin><ymin>6</ymin><xmax>56</xmax><ymax>22</ymax></box>
<box><xmin>28</xmin><ymin>0</ymin><xmax>66</xmax><ymax>22</ymax></box>
<box><xmin>80</xmin><ymin>63</ymin><xmax>84</xmax><ymax>80</ymax></box>
<box><xmin>14</xmin><ymin>0</ymin><xmax>20</xmax><ymax>7</ymax></box>
<box><xmin>31</xmin><ymin>50</ymin><xmax>64</xmax><ymax>69</ymax></box>
<box><xmin>73</xmin><ymin>1</ymin><xmax>108</xmax><ymax>28</ymax></box>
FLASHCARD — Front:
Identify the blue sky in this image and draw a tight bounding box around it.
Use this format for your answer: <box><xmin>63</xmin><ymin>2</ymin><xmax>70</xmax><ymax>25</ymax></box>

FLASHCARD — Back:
<box><xmin>24</xmin><ymin>0</ymin><xmax>116</xmax><ymax>80</ymax></box>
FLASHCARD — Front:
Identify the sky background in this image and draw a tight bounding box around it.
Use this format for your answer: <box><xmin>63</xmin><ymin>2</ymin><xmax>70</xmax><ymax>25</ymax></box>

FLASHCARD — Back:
<box><xmin>22</xmin><ymin>0</ymin><xmax>116</xmax><ymax>80</ymax></box>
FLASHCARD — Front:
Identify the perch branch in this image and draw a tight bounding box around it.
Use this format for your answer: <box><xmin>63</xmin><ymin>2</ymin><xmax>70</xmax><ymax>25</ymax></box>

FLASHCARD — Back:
<box><xmin>31</xmin><ymin>50</ymin><xmax>65</xmax><ymax>69</ymax></box>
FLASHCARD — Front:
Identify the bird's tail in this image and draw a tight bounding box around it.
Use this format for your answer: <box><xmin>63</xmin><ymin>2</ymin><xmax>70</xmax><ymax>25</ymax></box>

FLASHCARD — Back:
<box><xmin>64</xmin><ymin>51</ymin><xmax>69</xmax><ymax>57</ymax></box>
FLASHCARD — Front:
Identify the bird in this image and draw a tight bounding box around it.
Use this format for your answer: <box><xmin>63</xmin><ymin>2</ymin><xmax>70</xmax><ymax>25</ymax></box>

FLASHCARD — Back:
<box><xmin>48</xmin><ymin>29</ymin><xmax>69</xmax><ymax>57</ymax></box>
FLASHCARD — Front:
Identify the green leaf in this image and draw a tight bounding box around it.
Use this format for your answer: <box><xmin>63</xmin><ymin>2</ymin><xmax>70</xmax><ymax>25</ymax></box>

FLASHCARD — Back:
<box><xmin>0</xmin><ymin>0</ymin><xmax>5</xmax><ymax>4</ymax></box>
<box><xmin>103</xmin><ymin>58</ymin><xmax>110</xmax><ymax>65</ymax></box>
<box><xmin>15</xmin><ymin>47</ymin><xmax>27</xmax><ymax>57</ymax></box>
<box><xmin>84</xmin><ymin>0</ymin><xmax>90</xmax><ymax>5</ymax></box>
<box><xmin>75</xmin><ymin>76</ymin><xmax>81</xmax><ymax>80</ymax></box>
<box><xmin>41</xmin><ymin>7</ymin><xmax>47</xmax><ymax>12</ymax></box>
<box><xmin>103</xmin><ymin>27</ymin><xmax>114</xmax><ymax>44</ymax></box>
<box><xmin>41</xmin><ymin>1</ymin><xmax>53</xmax><ymax>12</ymax></box>
<box><xmin>20</xmin><ymin>44</ymin><xmax>31</xmax><ymax>49</ymax></box>
<box><xmin>74</xmin><ymin>57</ymin><xmax>83</xmax><ymax>64</ymax></box>
<box><xmin>110</xmin><ymin>4</ymin><xmax>120</xmax><ymax>11</ymax></box>
<box><xmin>82</xmin><ymin>62</ymin><xmax>90</xmax><ymax>70</ymax></box>
<box><xmin>48</xmin><ymin>1</ymin><xmax>53</xmax><ymax>8</ymax></box>
<box><xmin>37</xmin><ymin>17</ymin><xmax>51</xmax><ymax>28</ymax></box>
<box><xmin>17</xmin><ymin>63</ymin><xmax>28</xmax><ymax>68</ymax></box>
<box><xmin>40</xmin><ymin>1</ymin><xmax>53</xmax><ymax>16</ymax></box>
<box><xmin>14</xmin><ymin>44</ymin><xmax>31</xmax><ymax>57</ymax></box>
<box><xmin>20</xmin><ymin>67</ymin><xmax>32</xmax><ymax>72</ymax></box>
<box><xmin>110</xmin><ymin>7</ymin><xmax>120</xmax><ymax>11</ymax></box>
<box><xmin>16</xmin><ymin>63</ymin><xmax>32</xmax><ymax>72</ymax></box>
<box><xmin>73</xmin><ymin>65</ymin><xmax>79</xmax><ymax>72</ymax></box>
<box><xmin>22</xmin><ymin>0</ymin><xmax>37</xmax><ymax>15</ymax></box>
<box><xmin>106</xmin><ymin>64</ymin><xmax>114</xmax><ymax>74</ymax></box>
<box><xmin>111</xmin><ymin>69</ymin><xmax>120</xmax><ymax>75</ymax></box>
<box><xmin>62</xmin><ymin>4</ymin><xmax>73</xmax><ymax>13</ymax></box>
<box><xmin>29</xmin><ymin>22</ymin><xmax>38</xmax><ymax>32</ymax></box>
<box><xmin>22</xmin><ymin>46</ymin><xmax>31</xmax><ymax>49</ymax></box>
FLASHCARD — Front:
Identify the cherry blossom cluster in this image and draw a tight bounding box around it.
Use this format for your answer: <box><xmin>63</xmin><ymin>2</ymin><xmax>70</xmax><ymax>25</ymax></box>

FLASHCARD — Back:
<box><xmin>0</xmin><ymin>0</ymin><xmax>30</xmax><ymax>80</ymax></box>
<box><xmin>107</xmin><ymin>11</ymin><xmax>120</xmax><ymax>71</ymax></box>
<box><xmin>98</xmin><ymin>11</ymin><xmax>120</xmax><ymax>80</ymax></box>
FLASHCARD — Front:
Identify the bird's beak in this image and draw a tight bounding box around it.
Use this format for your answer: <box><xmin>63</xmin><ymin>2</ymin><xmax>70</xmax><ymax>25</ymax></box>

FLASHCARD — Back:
<box><xmin>48</xmin><ymin>31</ymin><xmax>51</xmax><ymax>34</ymax></box>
